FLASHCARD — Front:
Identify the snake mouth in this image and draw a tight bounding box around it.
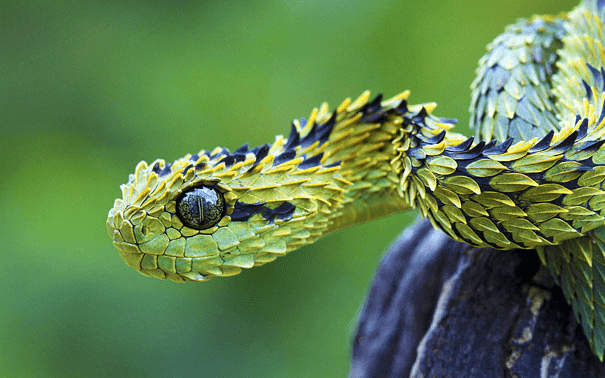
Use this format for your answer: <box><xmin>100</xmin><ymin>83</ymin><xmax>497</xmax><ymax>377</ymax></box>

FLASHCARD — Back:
<box><xmin>106</xmin><ymin>215</ymin><xmax>248</xmax><ymax>283</ymax></box>
<box><xmin>106</xmin><ymin>206</ymin><xmax>242</xmax><ymax>283</ymax></box>
<box><xmin>107</xmin><ymin>197</ymin><xmax>292</xmax><ymax>282</ymax></box>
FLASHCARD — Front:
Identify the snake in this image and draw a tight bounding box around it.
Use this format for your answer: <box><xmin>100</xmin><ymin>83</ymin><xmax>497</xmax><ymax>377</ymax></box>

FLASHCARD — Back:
<box><xmin>107</xmin><ymin>0</ymin><xmax>605</xmax><ymax>360</ymax></box>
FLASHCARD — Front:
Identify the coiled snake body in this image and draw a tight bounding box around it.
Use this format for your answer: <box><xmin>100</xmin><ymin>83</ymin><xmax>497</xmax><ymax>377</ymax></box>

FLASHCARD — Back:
<box><xmin>108</xmin><ymin>0</ymin><xmax>605</xmax><ymax>359</ymax></box>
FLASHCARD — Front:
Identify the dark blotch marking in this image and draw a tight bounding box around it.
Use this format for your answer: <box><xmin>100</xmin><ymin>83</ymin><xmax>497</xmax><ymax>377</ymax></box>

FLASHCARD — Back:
<box><xmin>446</xmin><ymin>141</ymin><xmax>485</xmax><ymax>161</ymax></box>
<box><xmin>412</xmin><ymin>107</ymin><xmax>429</xmax><ymax>124</ymax></box>
<box><xmin>362</xmin><ymin>93</ymin><xmax>383</xmax><ymax>114</ymax></box>
<box><xmin>274</xmin><ymin>150</ymin><xmax>297</xmax><ymax>166</ymax></box>
<box><xmin>408</xmin><ymin>148</ymin><xmax>426</xmax><ymax>160</ymax></box>
<box><xmin>230</xmin><ymin>202</ymin><xmax>267</xmax><ymax>221</ymax></box>
<box><xmin>483</xmin><ymin>139</ymin><xmax>497</xmax><ymax>150</ymax></box>
<box><xmin>263</xmin><ymin>202</ymin><xmax>296</xmax><ymax>223</ymax></box>
<box><xmin>316</xmin><ymin>111</ymin><xmax>337</xmax><ymax>144</ymax></box>
<box><xmin>447</xmin><ymin>137</ymin><xmax>474</xmax><ymax>153</ymax></box>
<box><xmin>549</xmin><ymin>130</ymin><xmax>577</xmax><ymax>152</ymax></box>
<box><xmin>395</xmin><ymin>99</ymin><xmax>408</xmax><ymax>114</ymax></box>
<box><xmin>220</xmin><ymin>155</ymin><xmax>236</xmax><ymax>167</ymax></box>
<box><xmin>361</xmin><ymin>94</ymin><xmax>388</xmax><ymax>123</ymax></box>
<box><xmin>483</xmin><ymin>137</ymin><xmax>514</xmax><ymax>155</ymax></box>
<box><xmin>252</xmin><ymin>144</ymin><xmax>270</xmax><ymax>162</ymax></box>
<box><xmin>324</xmin><ymin>160</ymin><xmax>341</xmax><ymax>168</ymax></box>
<box><xmin>189</xmin><ymin>154</ymin><xmax>199</xmax><ymax>162</ymax></box>
<box><xmin>197</xmin><ymin>144</ymin><xmax>248</xmax><ymax>169</ymax></box>
<box><xmin>245</xmin><ymin>144</ymin><xmax>271</xmax><ymax>172</ymax></box>
<box><xmin>299</xmin><ymin>112</ymin><xmax>337</xmax><ymax>149</ymax></box>
<box><xmin>182</xmin><ymin>164</ymin><xmax>193</xmax><ymax>177</ymax></box>
<box><xmin>362</xmin><ymin>112</ymin><xmax>387</xmax><ymax>124</ymax></box>
<box><xmin>298</xmin><ymin>153</ymin><xmax>323</xmax><ymax>169</ymax></box>
<box><xmin>529</xmin><ymin>130</ymin><xmax>554</xmax><ymax>153</ymax></box>
<box><xmin>571</xmin><ymin>165</ymin><xmax>594</xmax><ymax>173</ymax></box>
<box><xmin>233</xmin><ymin>153</ymin><xmax>247</xmax><ymax>163</ymax></box>
<box><xmin>587</xmin><ymin>63</ymin><xmax>603</xmax><ymax>90</ymax></box>
<box><xmin>284</xmin><ymin>123</ymin><xmax>301</xmax><ymax>151</ymax></box>
<box><xmin>439</xmin><ymin>117</ymin><xmax>457</xmax><ymax>124</ymax></box>
<box><xmin>234</xmin><ymin>142</ymin><xmax>249</xmax><ymax>154</ymax></box>
<box><xmin>577</xmin><ymin>139</ymin><xmax>605</xmax><ymax>153</ymax></box>
<box><xmin>425</xmin><ymin>130</ymin><xmax>446</xmax><ymax>144</ymax></box>
<box><xmin>210</xmin><ymin>148</ymin><xmax>230</xmax><ymax>159</ymax></box>
<box><xmin>231</xmin><ymin>200</ymin><xmax>296</xmax><ymax>224</ymax></box>
<box><xmin>582</xmin><ymin>79</ymin><xmax>593</xmax><ymax>101</ymax></box>
<box><xmin>299</xmin><ymin>122</ymin><xmax>320</xmax><ymax>148</ymax></box>
<box><xmin>577</xmin><ymin>118</ymin><xmax>589</xmax><ymax>140</ymax></box>
<box><xmin>599</xmin><ymin>99</ymin><xmax>605</xmax><ymax>125</ymax></box>
<box><xmin>159</xmin><ymin>163</ymin><xmax>172</xmax><ymax>177</ymax></box>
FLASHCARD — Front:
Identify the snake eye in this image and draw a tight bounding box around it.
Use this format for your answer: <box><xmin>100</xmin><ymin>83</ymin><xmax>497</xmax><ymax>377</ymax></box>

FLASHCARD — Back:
<box><xmin>176</xmin><ymin>186</ymin><xmax>225</xmax><ymax>230</ymax></box>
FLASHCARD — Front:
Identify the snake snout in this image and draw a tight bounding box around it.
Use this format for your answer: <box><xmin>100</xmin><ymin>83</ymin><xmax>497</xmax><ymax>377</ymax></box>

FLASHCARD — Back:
<box><xmin>106</xmin><ymin>157</ymin><xmax>242</xmax><ymax>282</ymax></box>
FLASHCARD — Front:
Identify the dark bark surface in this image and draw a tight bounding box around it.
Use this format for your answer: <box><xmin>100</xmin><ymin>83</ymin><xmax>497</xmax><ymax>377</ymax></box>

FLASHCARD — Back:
<box><xmin>350</xmin><ymin>219</ymin><xmax>605</xmax><ymax>378</ymax></box>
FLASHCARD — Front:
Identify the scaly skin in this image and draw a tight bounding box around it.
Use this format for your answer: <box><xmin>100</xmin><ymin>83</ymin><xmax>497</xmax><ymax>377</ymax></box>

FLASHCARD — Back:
<box><xmin>107</xmin><ymin>0</ymin><xmax>605</xmax><ymax>359</ymax></box>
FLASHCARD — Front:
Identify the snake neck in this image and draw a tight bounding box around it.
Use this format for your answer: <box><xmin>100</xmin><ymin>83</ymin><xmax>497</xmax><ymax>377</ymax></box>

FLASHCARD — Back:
<box><xmin>283</xmin><ymin>91</ymin><xmax>467</xmax><ymax>233</ymax></box>
<box><xmin>262</xmin><ymin>91</ymin><xmax>410</xmax><ymax>233</ymax></box>
<box><xmin>266</xmin><ymin>87</ymin><xmax>605</xmax><ymax>252</ymax></box>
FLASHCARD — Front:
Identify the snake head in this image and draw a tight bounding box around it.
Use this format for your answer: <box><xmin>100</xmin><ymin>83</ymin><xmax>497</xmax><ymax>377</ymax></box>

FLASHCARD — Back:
<box><xmin>106</xmin><ymin>152</ymin><xmax>238</xmax><ymax>282</ymax></box>
<box><xmin>107</xmin><ymin>115</ymin><xmax>352</xmax><ymax>282</ymax></box>
<box><xmin>107</xmin><ymin>145</ymin><xmax>322</xmax><ymax>282</ymax></box>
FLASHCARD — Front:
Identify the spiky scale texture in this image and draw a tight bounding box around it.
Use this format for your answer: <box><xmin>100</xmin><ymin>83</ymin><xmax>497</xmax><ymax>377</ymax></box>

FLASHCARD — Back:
<box><xmin>107</xmin><ymin>0</ymin><xmax>605</xmax><ymax>360</ymax></box>
<box><xmin>470</xmin><ymin>15</ymin><xmax>566</xmax><ymax>142</ymax></box>
<box><xmin>107</xmin><ymin>91</ymin><xmax>412</xmax><ymax>282</ymax></box>
<box><xmin>470</xmin><ymin>2</ymin><xmax>605</xmax><ymax>359</ymax></box>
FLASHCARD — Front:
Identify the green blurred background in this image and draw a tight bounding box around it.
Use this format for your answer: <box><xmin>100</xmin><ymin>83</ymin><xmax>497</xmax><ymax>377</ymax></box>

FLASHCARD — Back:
<box><xmin>1</xmin><ymin>0</ymin><xmax>576</xmax><ymax>376</ymax></box>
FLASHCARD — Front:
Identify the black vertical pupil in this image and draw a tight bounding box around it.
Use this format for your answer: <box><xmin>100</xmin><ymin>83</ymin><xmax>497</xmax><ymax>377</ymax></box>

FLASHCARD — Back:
<box><xmin>176</xmin><ymin>186</ymin><xmax>225</xmax><ymax>230</ymax></box>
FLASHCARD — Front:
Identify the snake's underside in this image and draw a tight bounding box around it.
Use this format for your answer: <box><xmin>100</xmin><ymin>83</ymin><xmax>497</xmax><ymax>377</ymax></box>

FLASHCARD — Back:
<box><xmin>108</xmin><ymin>0</ymin><xmax>605</xmax><ymax>360</ymax></box>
